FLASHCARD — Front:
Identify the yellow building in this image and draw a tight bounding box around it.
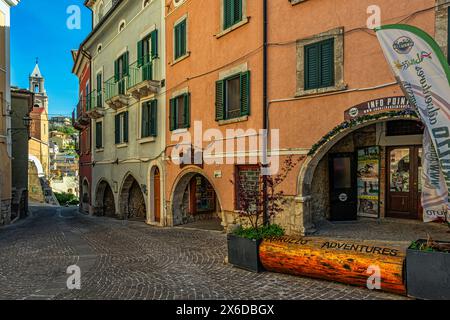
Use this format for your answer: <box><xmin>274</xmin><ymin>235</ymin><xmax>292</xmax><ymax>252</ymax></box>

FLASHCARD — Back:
<box><xmin>0</xmin><ymin>0</ymin><xmax>19</xmax><ymax>225</ymax></box>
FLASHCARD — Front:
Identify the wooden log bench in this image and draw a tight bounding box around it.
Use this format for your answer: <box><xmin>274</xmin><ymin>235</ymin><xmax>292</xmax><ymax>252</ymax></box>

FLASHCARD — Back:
<box><xmin>259</xmin><ymin>236</ymin><xmax>407</xmax><ymax>295</ymax></box>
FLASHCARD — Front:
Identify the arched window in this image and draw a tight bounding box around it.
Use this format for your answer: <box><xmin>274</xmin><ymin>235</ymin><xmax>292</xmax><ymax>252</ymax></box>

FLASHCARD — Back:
<box><xmin>118</xmin><ymin>20</ymin><xmax>126</xmax><ymax>33</ymax></box>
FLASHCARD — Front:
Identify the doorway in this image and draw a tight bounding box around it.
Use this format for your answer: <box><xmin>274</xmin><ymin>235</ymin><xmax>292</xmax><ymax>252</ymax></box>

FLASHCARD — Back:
<box><xmin>153</xmin><ymin>168</ymin><xmax>161</xmax><ymax>223</ymax></box>
<box><xmin>329</xmin><ymin>153</ymin><xmax>357</xmax><ymax>221</ymax></box>
<box><xmin>386</xmin><ymin>146</ymin><xmax>423</xmax><ymax>219</ymax></box>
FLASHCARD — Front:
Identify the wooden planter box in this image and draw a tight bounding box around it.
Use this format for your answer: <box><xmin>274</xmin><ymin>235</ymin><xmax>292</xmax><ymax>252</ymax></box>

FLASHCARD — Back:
<box><xmin>227</xmin><ymin>234</ymin><xmax>263</xmax><ymax>273</ymax></box>
<box><xmin>406</xmin><ymin>239</ymin><xmax>450</xmax><ymax>300</ymax></box>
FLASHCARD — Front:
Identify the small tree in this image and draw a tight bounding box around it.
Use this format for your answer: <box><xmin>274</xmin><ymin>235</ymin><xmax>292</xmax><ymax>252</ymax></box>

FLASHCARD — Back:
<box><xmin>231</xmin><ymin>155</ymin><xmax>303</xmax><ymax>238</ymax></box>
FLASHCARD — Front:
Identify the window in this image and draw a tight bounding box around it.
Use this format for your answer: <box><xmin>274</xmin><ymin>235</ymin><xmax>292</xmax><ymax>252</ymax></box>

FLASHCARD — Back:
<box><xmin>235</xmin><ymin>165</ymin><xmax>260</xmax><ymax>211</ymax></box>
<box><xmin>386</xmin><ymin>120</ymin><xmax>424</xmax><ymax>136</ymax></box>
<box><xmin>169</xmin><ymin>93</ymin><xmax>190</xmax><ymax>131</ymax></box>
<box><xmin>137</xmin><ymin>29</ymin><xmax>158</xmax><ymax>72</ymax></box>
<box><xmin>141</xmin><ymin>100</ymin><xmax>157</xmax><ymax>138</ymax></box>
<box><xmin>224</xmin><ymin>0</ymin><xmax>242</xmax><ymax>30</ymax></box>
<box><xmin>174</xmin><ymin>19</ymin><xmax>187</xmax><ymax>60</ymax></box>
<box><xmin>96</xmin><ymin>72</ymin><xmax>103</xmax><ymax>108</ymax></box>
<box><xmin>85</xmin><ymin>81</ymin><xmax>90</xmax><ymax>110</ymax></box>
<box><xmin>304</xmin><ymin>38</ymin><xmax>335</xmax><ymax>90</ymax></box>
<box><xmin>95</xmin><ymin>121</ymin><xmax>103</xmax><ymax>149</ymax></box>
<box><xmin>115</xmin><ymin>112</ymin><xmax>129</xmax><ymax>144</ymax></box>
<box><xmin>114</xmin><ymin>52</ymin><xmax>129</xmax><ymax>94</ymax></box>
<box><xmin>215</xmin><ymin>71</ymin><xmax>250</xmax><ymax>121</ymax></box>
<box><xmin>118</xmin><ymin>20</ymin><xmax>126</xmax><ymax>33</ymax></box>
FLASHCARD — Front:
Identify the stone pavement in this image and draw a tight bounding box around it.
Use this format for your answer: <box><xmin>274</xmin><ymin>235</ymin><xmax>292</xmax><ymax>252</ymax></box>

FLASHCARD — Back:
<box><xmin>0</xmin><ymin>206</ymin><xmax>406</xmax><ymax>300</ymax></box>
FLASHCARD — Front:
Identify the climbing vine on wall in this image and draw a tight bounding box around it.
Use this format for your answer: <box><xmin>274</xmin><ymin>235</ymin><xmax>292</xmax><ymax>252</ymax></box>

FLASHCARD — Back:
<box><xmin>307</xmin><ymin>109</ymin><xmax>419</xmax><ymax>157</ymax></box>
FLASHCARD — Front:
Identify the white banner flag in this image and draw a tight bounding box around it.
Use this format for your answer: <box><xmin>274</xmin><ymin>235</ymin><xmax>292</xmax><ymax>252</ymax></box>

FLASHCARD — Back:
<box><xmin>375</xmin><ymin>24</ymin><xmax>450</xmax><ymax>223</ymax></box>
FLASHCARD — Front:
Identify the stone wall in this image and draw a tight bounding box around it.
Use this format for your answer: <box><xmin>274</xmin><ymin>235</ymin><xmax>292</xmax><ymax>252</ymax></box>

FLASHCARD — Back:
<box><xmin>0</xmin><ymin>199</ymin><xmax>11</xmax><ymax>226</ymax></box>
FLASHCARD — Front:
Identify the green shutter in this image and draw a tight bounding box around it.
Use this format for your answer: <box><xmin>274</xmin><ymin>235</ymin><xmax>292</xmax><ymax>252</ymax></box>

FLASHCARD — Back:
<box><xmin>170</xmin><ymin>98</ymin><xmax>176</xmax><ymax>131</ymax></box>
<box><xmin>114</xmin><ymin>59</ymin><xmax>119</xmax><ymax>82</ymax></box>
<box><xmin>215</xmin><ymin>80</ymin><xmax>225</xmax><ymax>121</ymax></box>
<box><xmin>142</xmin><ymin>102</ymin><xmax>149</xmax><ymax>138</ymax></box>
<box><xmin>137</xmin><ymin>40</ymin><xmax>143</xmax><ymax>67</ymax></box>
<box><xmin>304</xmin><ymin>43</ymin><xmax>320</xmax><ymax>90</ymax></box>
<box><xmin>123</xmin><ymin>111</ymin><xmax>129</xmax><ymax>143</ymax></box>
<box><xmin>180</xmin><ymin>20</ymin><xmax>186</xmax><ymax>57</ymax></box>
<box><xmin>150</xmin><ymin>99</ymin><xmax>157</xmax><ymax>137</ymax></box>
<box><xmin>184</xmin><ymin>93</ymin><xmax>190</xmax><ymax>128</ymax></box>
<box><xmin>224</xmin><ymin>0</ymin><xmax>232</xmax><ymax>29</ymax></box>
<box><xmin>123</xmin><ymin>51</ymin><xmax>129</xmax><ymax>77</ymax></box>
<box><xmin>233</xmin><ymin>0</ymin><xmax>242</xmax><ymax>24</ymax></box>
<box><xmin>151</xmin><ymin>29</ymin><xmax>158</xmax><ymax>59</ymax></box>
<box><xmin>240</xmin><ymin>71</ymin><xmax>250</xmax><ymax>116</ymax></box>
<box><xmin>115</xmin><ymin>115</ymin><xmax>120</xmax><ymax>144</ymax></box>
<box><xmin>97</xmin><ymin>73</ymin><xmax>102</xmax><ymax>91</ymax></box>
<box><xmin>320</xmin><ymin>39</ymin><xmax>334</xmax><ymax>87</ymax></box>
<box><xmin>96</xmin><ymin>122</ymin><xmax>102</xmax><ymax>148</ymax></box>
<box><xmin>174</xmin><ymin>24</ymin><xmax>180</xmax><ymax>59</ymax></box>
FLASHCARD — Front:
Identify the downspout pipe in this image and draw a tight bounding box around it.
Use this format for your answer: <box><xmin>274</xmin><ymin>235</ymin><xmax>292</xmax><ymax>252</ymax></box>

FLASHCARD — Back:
<box><xmin>262</xmin><ymin>0</ymin><xmax>269</xmax><ymax>226</ymax></box>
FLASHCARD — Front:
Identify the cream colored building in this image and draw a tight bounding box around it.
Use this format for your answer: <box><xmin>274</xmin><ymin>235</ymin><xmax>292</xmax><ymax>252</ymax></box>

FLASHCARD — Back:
<box><xmin>81</xmin><ymin>0</ymin><xmax>166</xmax><ymax>223</ymax></box>
<box><xmin>0</xmin><ymin>0</ymin><xmax>19</xmax><ymax>225</ymax></box>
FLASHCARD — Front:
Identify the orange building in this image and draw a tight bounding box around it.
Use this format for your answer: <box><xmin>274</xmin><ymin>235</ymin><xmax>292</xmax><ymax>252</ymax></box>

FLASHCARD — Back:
<box><xmin>164</xmin><ymin>0</ymin><xmax>449</xmax><ymax>235</ymax></box>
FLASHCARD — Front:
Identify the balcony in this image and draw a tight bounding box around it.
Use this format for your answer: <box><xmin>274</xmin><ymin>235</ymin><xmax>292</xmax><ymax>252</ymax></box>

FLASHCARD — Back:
<box><xmin>86</xmin><ymin>90</ymin><xmax>105</xmax><ymax>119</ymax></box>
<box><xmin>105</xmin><ymin>76</ymin><xmax>130</xmax><ymax>110</ymax></box>
<box><xmin>73</xmin><ymin>97</ymin><xmax>91</xmax><ymax>130</ymax></box>
<box><xmin>127</xmin><ymin>56</ymin><xmax>160</xmax><ymax>100</ymax></box>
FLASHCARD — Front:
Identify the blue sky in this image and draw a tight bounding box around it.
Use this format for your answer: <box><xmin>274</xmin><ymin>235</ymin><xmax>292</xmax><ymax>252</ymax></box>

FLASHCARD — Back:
<box><xmin>11</xmin><ymin>0</ymin><xmax>91</xmax><ymax>117</ymax></box>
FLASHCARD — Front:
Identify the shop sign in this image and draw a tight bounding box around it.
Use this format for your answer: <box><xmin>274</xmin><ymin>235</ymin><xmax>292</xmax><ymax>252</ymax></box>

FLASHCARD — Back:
<box><xmin>357</xmin><ymin>146</ymin><xmax>380</xmax><ymax>218</ymax></box>
<box><xmin>344</xmin><ymin>96</ymin><xmax>411</xmax><ymax>121</ymax></box>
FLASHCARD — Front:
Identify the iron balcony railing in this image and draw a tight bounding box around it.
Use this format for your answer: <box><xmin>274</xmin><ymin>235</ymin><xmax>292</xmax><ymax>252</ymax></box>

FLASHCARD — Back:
<box><xmin>105</xmin><ymin>76</ymin><xmax>128</xmax><ymax>101</ymax></box>
<box><xmin>86</xmin><ymin>90</ymin><xmax>103</xmax><ymax>111</ymax></box>
<box><xmin>128</xmin><ymin>54</ymin><xmax>154</xmax><ymax>89</ymax></box>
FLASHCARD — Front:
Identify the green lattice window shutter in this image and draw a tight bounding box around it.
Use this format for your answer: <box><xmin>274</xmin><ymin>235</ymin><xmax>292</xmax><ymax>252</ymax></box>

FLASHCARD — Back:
<box><xmin>151</xmin><ymin>29</ymin><xmax>158</xmax><ymax>59</ymax></box>
<box><xmin>183</xmin><ymin>93</ymin><xmax>190</xmax><ymax>128</ymax></box>
<box><xmin>123</xmin><ymin>111</ymin><xmax>129</xmax><ymax>143</ymax></box>
<box><xmin>96</xmin><ymin>122</ymin><xmax>102</xmax><ymax>148</ymax></box>
<box><xmin>115</xmin><ymin>115</ymin><xmax>120</xmax><ymax>144</ymax></box>
<box><xmin>305</xmin><ymin>43</ymin><xmax>320</xmax><ymax>90</ymax></box>
<box><xmin>169</xmin><ymin>98</ymin><xmax>176</xmax><ymax>131</ymax></box>
<box><xmin>137</xmin><ymin>40</ymin><xmax>143</xmax><ymax>67</ymax></box>
<box><xmin>240</xmin><ymin>71</ymin><xmax>250</xmax><ymax>116</ymax></box>
<box><xmin>224</xmin><ymin>0</ymin><xmax>232</xmax><ymax>29</ymax></box>
<box><xmin>97</xmin><ymin>73</ymin><xmax>102</xmax><ymax>91</ymax></box>
<box><xmin>233</xmin><ymin>0</ymin><xmax>242</xmax><ymax>24</ymax></box>
<box><xmin>123</xmin><ymin>51</ymin><xmax>129</xmax><ymax>77</ymax></box>
<box><xmin>142</xmin><ymin>102</ymin><xmax>149</xmax><ymax>138</ymax></box>
<box><xmin>114</xmin><ymin>59</ymin><xmax>119</xmax><ymax>82</ymax></box>
<box><xmin>320</xmin><ymin>39</ymin><xmax>334</xmax><ymax>87</ymax></box>
<box><xmin>180</xmin><ymin>21</ymin><xmax>186</xmax><ymax>57</ymax></box>
<box><xmin>150</xmin><ymin>99</ymin><xmax>157</xmax><ymax>136</ymax></box>
<box><xmin>215</xmin><ymin>80</ymin><xmax>225</xmax><ymax>121</ymax></box>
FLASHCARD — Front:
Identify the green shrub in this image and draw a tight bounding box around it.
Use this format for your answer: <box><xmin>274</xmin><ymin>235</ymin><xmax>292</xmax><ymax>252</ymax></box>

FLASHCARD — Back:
<box><xmin>233</xmin><ymin>224</ymin><xmax>285</xmax><ymax>240</ymax></box>
<box><xmin>54</xmin><ymin>192</ymin><xmax>79</xmax><ymax>206</ymax></box>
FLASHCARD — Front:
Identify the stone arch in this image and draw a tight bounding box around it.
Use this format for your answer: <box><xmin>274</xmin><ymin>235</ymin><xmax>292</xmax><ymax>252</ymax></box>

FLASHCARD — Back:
<box><xmin>119</xmin><ymin>173</ymin><xmax>146</xmax><ymax>220</ymax></box>
<box><xmin>95</xmin><ymin>179</ymin><xmax>116</xmax><ymax>217</ymax></box>
<box><xmin>81</xmin><ymin>178</ymin><xmax>90</xmax><ymax>213</ymax></box>
<box><xmin>170</xmin><ymin>167</ymin><xmax>223</xmax><ymax>227</ymax></box>
<box><xmin>296</xmin><ymin>114</ymin><xmax>422</xmax><ymax>234</ymax></box>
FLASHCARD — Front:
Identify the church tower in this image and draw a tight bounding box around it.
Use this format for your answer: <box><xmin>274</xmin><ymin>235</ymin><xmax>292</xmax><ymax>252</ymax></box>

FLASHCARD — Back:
<box><xmin>29</xmin><ymin>61</ymin><xmax>48</xmax><ymax>110</ymax></box>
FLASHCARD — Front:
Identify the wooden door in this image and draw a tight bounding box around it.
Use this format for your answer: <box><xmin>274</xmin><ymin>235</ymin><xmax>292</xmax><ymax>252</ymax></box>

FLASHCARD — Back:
<box><xmin>386</xmin><ymin>146</ymin><xmax>422</xmax><ymax>219</ymax></box>
<box><xmin>154</xmin><ymin>168</ymin><xmax>161</xmax><ymax>223</ymax></box>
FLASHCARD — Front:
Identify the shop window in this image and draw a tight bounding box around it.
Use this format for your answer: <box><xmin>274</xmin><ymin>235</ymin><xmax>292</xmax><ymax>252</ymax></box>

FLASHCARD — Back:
<box><xmin>386</xmin><ymin>120</ymin><xmax>424</xmax><ymax>136</ymax></box>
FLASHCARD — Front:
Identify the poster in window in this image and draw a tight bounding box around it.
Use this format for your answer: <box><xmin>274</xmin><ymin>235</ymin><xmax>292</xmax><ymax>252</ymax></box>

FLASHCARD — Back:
<box><xmin>357</xmin><ymin>146</ymin><xmax>380</xmax><ymax>218</ymax></box>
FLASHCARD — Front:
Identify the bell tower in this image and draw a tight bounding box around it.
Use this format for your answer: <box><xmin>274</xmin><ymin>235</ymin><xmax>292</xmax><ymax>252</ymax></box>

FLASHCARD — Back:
<box><xmin>29</xmin><ymin>59</ymin><xmax>48</xmax><ymax>110</ymax></box>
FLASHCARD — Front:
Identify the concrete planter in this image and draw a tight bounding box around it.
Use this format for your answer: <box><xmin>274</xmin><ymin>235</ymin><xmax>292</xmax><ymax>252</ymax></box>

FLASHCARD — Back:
<box><xmin>227</xmin><ymin>234</ymin><xmax>263</xmax><ymax>273</ymax></box>
<box><xmin>406</xmin><ymin>239</ymin><xmax>450</xmax><ymax>300</ymax></box>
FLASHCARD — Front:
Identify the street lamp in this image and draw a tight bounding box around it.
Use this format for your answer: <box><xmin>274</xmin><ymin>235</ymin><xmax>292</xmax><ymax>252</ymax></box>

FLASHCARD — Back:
<box><xmin>22</xmin><ymin>115</ymin><xmax>32</xmax><ymax>138</ymax></box>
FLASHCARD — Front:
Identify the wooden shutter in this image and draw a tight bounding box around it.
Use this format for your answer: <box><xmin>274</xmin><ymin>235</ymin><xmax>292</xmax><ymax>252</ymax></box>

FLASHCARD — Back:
<box><xmin>151</xmin><ymin>29</ymin><xmax>158</xmax><ymax>59</ymax></box>
<box><xmin>174</xmin><ymin>24</ymin><xmax>180</xmax><ymax>59</ymax></box>
<box><xmin>240</xmin><ymin>71</ymin><xmax>250</xmax><ymax>116</ymax></box>
<box><xmin>114</xmin><ymin>59</ymin><xmax>119</xmax><ymax>82</ymax></box>
<box><xmin>150</xmin><ymin>99</ymin><xmax>157</xmax><ymax>137</ymax></box>
<box><xmin>233</xmin><ymin>0</ymin><xmax>242</xmax><ymax>24</ymax></box>
<box><xmin>320</xmin><ymin>39</ymin><xmax>335</xmax><ymax>87</ymax></box>
<box><xmin>115</xmin><ymin>114</ymin><xmax>120</xmax><ymax>144</ymax></box>
<box><xmin>180</xmin><ymin>20</ymin><xmax>186</xmax><ymax>57</ymax></box>
<box><xmin>215</xmin><ymin>80</ymin><xmax>224</xmax><ymax>121</ymax></box>
<box><xmin>184</xmin><ymin>93</ymin><xmax>190</xmax><ymax>128</ymax></box>
<box><xmin>96</xmin><ymin>122</ymin><xmax>102</xmax><ymax>149</ymax></box>
<box><xmin>137</xmin><ymin>40</ymin><xmax>143</xmax><ymax>67</ymax></box>
<box><xmin>123</xmin><ymin>111</ymin><xmax>129</xmax><ymax>143</ymax></box>
<box><xmin>123</xmin><ymin>51</ymin><xmax>129</xmax><ymax>76</ymax></box>
<box><xmin>304</xmin><ymin>43</ymin><xmax>320</xmax><ymax>90</ymax></box>
<box><xmin>224</xmin><ymin>0</ymin><xmax>232</xmax><ymax>29</ymax></box>
<box><xmin>142</xmin><ymin>102</ymin><xmax>149</xmax><ymax>138</ymax></box>
<box><xmin>97</xmin><ymin>73</ymin><xmax>102</xmax><ymax>91</ymax></box>
<box><xmin>169</xmin><ymin>98</ymin><xmax>176</xmax><ymax>131</ymax></box>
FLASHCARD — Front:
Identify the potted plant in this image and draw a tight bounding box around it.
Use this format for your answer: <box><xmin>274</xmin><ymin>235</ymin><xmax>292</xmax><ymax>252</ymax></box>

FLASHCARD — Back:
<box><xmin>406</xmin><ymin>231</ymin><xmax>450</xmax><ymax>300</ymax></box>
<box><xmin>227</xmin><ymin>156</ymin><xmax>302</xmax><ymax>272</ymax></box>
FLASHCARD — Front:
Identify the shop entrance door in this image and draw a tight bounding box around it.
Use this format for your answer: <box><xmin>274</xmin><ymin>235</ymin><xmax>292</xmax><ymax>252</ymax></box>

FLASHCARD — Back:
<box><xmin>387</xmin><ymin>146</ymin><xmax>423</xmax><ymax>219</ymax></box>
<box><xmin>329</xmin><ymin>153</ymin><xmax>357</xmax><ymax>221</ymax></box>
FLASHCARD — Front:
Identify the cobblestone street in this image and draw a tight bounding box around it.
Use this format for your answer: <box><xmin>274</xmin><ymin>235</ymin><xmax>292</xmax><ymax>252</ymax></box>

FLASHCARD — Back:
<box><xmin>0</xmin><ymin>206</ymin><xmax>406</xmax><ymax>300</ymax></box>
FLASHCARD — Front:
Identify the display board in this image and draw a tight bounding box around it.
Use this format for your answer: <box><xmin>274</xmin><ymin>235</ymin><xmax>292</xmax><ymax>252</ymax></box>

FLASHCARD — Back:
<box><xmin>357</xmin><ymin>147</ymin><xmax>380</xmax><ymax>218</ymax></box>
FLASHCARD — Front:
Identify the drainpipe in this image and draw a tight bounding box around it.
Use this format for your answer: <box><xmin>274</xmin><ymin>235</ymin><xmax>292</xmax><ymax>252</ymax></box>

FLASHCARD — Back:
<box><xmin>262</xmin><ymin>0</ymin><xmax>269</xmax><ymax>226</ymax></box>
